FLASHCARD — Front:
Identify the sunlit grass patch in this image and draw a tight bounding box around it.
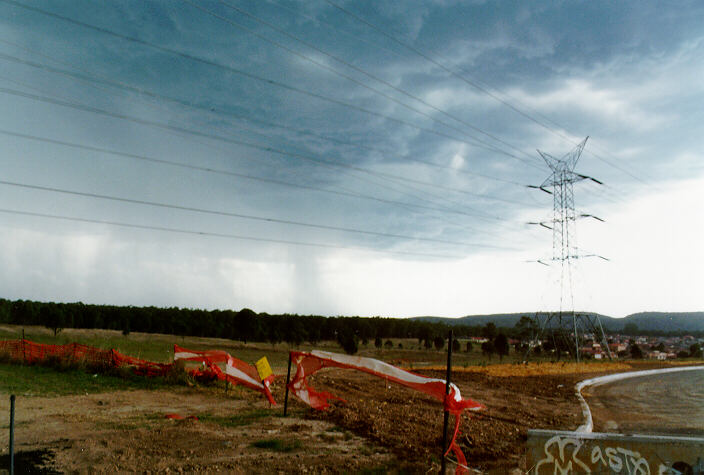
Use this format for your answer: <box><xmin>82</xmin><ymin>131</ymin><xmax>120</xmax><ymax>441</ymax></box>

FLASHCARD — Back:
<box><xmin>198</xmin><ymin>408</ymin><xmax>272</xmax><ymax>427</ymax></box>
<box><xmin>0</xmin><ymin>362</ymin><xmax>171</xmax><ymax>396</ymax></box>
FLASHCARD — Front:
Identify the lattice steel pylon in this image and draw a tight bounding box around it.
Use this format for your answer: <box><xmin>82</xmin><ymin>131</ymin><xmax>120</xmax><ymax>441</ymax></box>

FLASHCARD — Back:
<box><xmin>527</xmin><ymin>137</ymin><xmax>612</xmax><ymax>362</ymax></box>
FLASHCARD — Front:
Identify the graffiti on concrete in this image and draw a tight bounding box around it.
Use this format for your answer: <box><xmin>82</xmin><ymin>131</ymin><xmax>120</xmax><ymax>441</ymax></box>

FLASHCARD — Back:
<box><xmin>589</xmin><ymin>445</ymin><xmax>650</xmax><ymax>474</ymax></box>
<box><xmin>534</xmin><ymin>435</ymin><xmax>590</xmax><ymax>474</ymax></box>
<box><xmin>528</xmin><ymin>430</ymin><xmax>704</xmax><ymax>474</ymax></box>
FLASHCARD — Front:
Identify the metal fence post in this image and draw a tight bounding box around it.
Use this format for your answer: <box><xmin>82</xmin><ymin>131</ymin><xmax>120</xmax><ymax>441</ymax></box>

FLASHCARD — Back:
<box><xmin>9</xmin><ymin>394</ymin><xmax>16</xmax><ymax>475</ymax></box>
<box><xmin>441</xmin><ymin>330</ymin><xmax>453</xmax><ymax>474</ymax></box>
<box><xmin>283</xmin><ymin>353</ymin><xmax>292</xmax><ymax>417</ymax></box>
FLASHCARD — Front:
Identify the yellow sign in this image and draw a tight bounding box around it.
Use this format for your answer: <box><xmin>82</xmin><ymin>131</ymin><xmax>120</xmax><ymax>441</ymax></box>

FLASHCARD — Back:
<box><xmin>255</xmin><ymin>356</ymin><xmax>273</xmax><ymax>381</ymax></box>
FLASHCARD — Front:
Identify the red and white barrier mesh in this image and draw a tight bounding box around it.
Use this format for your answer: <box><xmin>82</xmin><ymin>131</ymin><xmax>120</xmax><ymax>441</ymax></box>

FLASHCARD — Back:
<box><xmin>0</xmin><ymin>339</ymin><xmax>171</xmax><ymax>376</ymax></box>
<box><xmin>288</xmin><ymin>350</ymin><xmax>484</xmax><ymax>474</ymax></box>
<box><xmin>174</xmin><ymin>345</ymin><xmax>276</xmax><ymax>405</ymax></box>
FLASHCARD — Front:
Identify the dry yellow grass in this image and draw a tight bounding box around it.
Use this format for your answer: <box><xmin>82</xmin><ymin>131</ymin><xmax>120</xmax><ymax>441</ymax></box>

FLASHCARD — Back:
<box><xmin>418</xmin><ymin>361</ymin><xmax>632</xmax><ymax>377</ymax></box>
<box><xmin>418</xmin><ymin>359</ymin><xmax>704</xmax><ymax>377</ymax></box>
<box><xmin>628</xmin><ymin>359</ymin><xmax>704</xmax><ymax>366</ymax></box>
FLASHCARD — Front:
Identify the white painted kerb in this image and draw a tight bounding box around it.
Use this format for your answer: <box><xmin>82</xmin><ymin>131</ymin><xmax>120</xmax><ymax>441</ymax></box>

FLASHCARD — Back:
<box><xmin>574</xmin><ymin>365</ymin><xmax>704</xmax><ymax>433</ymax></box>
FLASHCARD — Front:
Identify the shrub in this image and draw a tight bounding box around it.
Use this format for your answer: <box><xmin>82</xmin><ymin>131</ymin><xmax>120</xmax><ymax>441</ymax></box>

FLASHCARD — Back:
<box><xmin>44</xmin><ymin>354</ymin><xmax>83</xmax><ymax>372</ymax></box>
<box><xmin>630</xmin><ymin>344</ymin><xmax>644</xmax><ymax>359</ymax></box>
<box><xmin>481</xmin><ymin>341</ymin><xmax>494</xmax><ymax>359</ymax></box>
<box><xmin>494</xmin><ymin>334</ymin><xmax>509</xmax><ymax>360</ymax></box>
<box><xmin>337</xmin><ymin>332</ymin><xmax>359</xmax><ymax>355</ymax></box>
<box><xmin>0</xmin><ymin>348</ymin><xmax>12</xmax><ymax>364</ymax></box>
<box><xmin>251</xmin><ymin>438</ymin><xmax>301</xmax><ymax>452</ymax></box>
<box><xmin>163</xmin><ymin>360</ymin><xmax>195</xmax><ymax>386</ymax></box>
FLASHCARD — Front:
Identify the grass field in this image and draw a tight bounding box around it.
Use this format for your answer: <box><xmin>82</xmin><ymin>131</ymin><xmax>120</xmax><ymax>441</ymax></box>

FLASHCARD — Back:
<box><xmin>6</xmin><ymin>323</ymin><xmax>693</xmax><ymax>381</ymax></box>
<box><xmin>1</xmin><ymin>324</ymin><xmax>700</xmax><ymax>473</ymax></box>
<box><xmin>0</xmin><ymin>324</ymin><xmax>551</xmax><ymax>371</ymax></box>
<box><xmin>0</xmin><ymin>362</ymin><xmax>171</xmax><ymax>396</ymax></box>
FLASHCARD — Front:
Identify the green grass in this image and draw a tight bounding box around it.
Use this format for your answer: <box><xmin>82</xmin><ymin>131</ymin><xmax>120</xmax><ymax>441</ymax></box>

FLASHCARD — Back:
<box><xmin>94</xmin><ymin>419</ymin><xmax>155</xmax><ymax>431</ymax></box>
<box><xmin>0</xmin><ymin>327</ymin><xmax>176</xmax><ymax>363</ymax></box>
<box><xmin>197</xmin><ymin>408</ymin><xmax>273</xmax><ymax>427</ymax></box>
<box><xmin>0</xmin><ymin>324</ymin><xmax>562</xmax><ymax>374</ymax></box>
<box><xmin>0</xmin><ymin>362</ymin><xmax>171</xmax><ymax>396</ymax></box>
<box><xmin>251</xmin><ymin>438</ymin><xmax>302</xmax><ymax>452</ymax></box>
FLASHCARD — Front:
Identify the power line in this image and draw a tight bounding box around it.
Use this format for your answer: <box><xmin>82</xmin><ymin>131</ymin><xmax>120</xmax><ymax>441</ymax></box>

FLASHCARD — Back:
<box><xmin>0</xmin><ymin>70</ymin><xmax>527</xmax><ymax>230</ymax></box>
<box><xmin>196</xmin><ymin>0</ymin><xmax>539</xmax><ymax>165</ymax></box>
<box><xmin>0</xmin><ymin>129</ymin><xmax>499</xmax><ymax>227</ymax></box>
<box><xmin>2</xmin><ymin>0</ymin><xmax>656</xmax><ymax>194</ymax></box>
<box><xmin>0</xmin><ymin>207</ymin><xmax>463</xmax><ymax>259</ymax></box>
<box><xmin>154</xmin><ymin>123</ymin><xmax>520</xmax><ymax>229</ymax></box>
<box><xmin>266</xmin><ymin>0</ymin><xmax>405</xmax><ymax>60</ymax></box>
<box><xmin>0</xmin><ymin>66</ymin><xmax>510</xmax><ymax>229</ymax></box>
<box><xmin>0</xmin><ymin>43</ymin><xmax>387</xmax><ymax>157</ymax></box>
<box><xmin>0</xmin><ymin>85</ymin><xmax>529</xmax><ymax>212</ymax></box>
<box><xmin>0</xmin><ymin>65</ymin><xmax>524</xmax><ymax>235</ymax></box>
<box><xmin>0</xmin><ymin>179</ymin><xmax>513</xmax><ymax>250</ymax></box>
<box><xmin>0</xmin><ymin>44</ymin><xmax>525</xmax><ymax>186</ymax></box>
<box><xmin>0</xmin><ymin>0</ymin><xmax>552</xmax><ymax>222</ymax></box>
<box><xmin>321</xmin><ymin>0</ymin><xmax>565</xmax><ymax>138</ymax></box>
<box><xmin>0</xmin><ymin>1</ymin><xmax>541</xmax><ymax>236</ymax></box>
<box><xmin>0</xmin><ymin>128</ymin><xmax>506</xmax><ymax>233</ymax></box>
<box><xmin>323</xmin><ymin>0</ymin><xmax>656</xmax><ymax>187</ymax></box>
<box><xmin>0</xmin><ymin>52</ymin><xmax>533</xmax><ymax>239</ymax></box>
<box><xmin>0</xmin><ymin>0</ymin><xmax>538</xmax><ymax>167</ymax></box>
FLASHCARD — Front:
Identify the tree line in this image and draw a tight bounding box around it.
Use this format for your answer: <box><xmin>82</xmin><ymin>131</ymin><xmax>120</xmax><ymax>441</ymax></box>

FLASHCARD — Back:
<box><xmin>0</xmin><ymin>298</ymin><xmax>525</xmax><ymax>348</ymax></box>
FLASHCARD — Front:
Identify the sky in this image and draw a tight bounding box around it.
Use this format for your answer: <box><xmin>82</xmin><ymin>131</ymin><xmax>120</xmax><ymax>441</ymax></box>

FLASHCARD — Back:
<box><xmin>0</xmin><ymin>0</ymin><xmax>702</xmax><ymax>319</ymax></box>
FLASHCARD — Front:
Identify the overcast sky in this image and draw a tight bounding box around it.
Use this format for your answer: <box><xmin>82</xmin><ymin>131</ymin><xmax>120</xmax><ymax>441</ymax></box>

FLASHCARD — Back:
<box><xmin>0</xmin><ymin>0</ymin><xmax>701</xmax><ymax>318</ymax></box>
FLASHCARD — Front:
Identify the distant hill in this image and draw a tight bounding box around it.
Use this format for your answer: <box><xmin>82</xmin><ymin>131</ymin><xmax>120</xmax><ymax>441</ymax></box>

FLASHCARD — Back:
<box><xmin>413</xmin><ymin>313</ymin><xmax>542</xmax><ymax>328</ymax></box>
<box><xmin>617</xmin><ymin>312</ymin><xmax>704</xmax><ymax>333</ymax></box>
<box><xmin>411</xmin><ymin>311</ymin><xmax>704</xmax><ymax>333</ymax></box>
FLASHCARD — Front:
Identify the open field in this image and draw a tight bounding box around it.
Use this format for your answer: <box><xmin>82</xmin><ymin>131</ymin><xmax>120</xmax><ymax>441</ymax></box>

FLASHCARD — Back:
<box><xmin>1</xmin><ymin>324</ymin><xmax>702</xmax><ymax>473</ymax></box>
<box><xmin>0</xmin><ymin>324</ymin><xmax>560</xmax><ymax>371</ymax></box>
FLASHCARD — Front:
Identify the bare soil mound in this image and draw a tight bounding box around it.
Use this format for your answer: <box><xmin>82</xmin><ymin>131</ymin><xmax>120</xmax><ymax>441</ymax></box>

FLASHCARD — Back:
<box><xmin>300</xmin><ymin>369</ymin><xmax>585</xmax><ymax>472</ymax></box>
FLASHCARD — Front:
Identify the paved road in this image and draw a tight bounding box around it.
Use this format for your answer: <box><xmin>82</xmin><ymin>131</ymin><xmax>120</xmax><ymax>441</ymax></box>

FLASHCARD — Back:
<box><xmin>585</xmin><ymin>368</ymin><xmax>704</xmax><ymax>436</ymax></box>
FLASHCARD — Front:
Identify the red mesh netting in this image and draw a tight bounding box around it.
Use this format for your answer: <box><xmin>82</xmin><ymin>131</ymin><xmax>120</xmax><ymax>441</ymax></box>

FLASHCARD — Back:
<box><xmin>0</xmin><ymin>339</ymin><xmax>171</xmax><ymax>376</ymax></box>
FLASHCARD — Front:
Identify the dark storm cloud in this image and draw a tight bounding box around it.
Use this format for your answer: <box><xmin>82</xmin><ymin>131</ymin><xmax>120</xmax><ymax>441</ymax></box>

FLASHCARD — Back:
<box><xmin>0</xmin><ymin>0</ymin><xmax>701</xmax><ymax>315</ymax></box>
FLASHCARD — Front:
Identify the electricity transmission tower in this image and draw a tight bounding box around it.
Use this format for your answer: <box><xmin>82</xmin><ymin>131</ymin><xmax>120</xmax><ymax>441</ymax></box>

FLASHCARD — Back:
<box><xmin>527</xmin><ymin>137</ymin><xmax>612</xmax><ymax>362</ymax></box>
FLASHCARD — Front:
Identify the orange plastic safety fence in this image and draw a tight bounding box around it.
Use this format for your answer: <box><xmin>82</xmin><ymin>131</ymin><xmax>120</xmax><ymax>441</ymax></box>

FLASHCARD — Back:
<box><xmin>0</xmin><ymin>339</ymin><xmax>171</xmax><ymax>376</ymax></box>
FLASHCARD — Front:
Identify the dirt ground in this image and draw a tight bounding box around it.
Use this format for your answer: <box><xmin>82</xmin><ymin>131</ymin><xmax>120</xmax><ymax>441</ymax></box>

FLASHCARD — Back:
<box><xmin>301</xmin><ymin>369</ymin><xmax>587</xmax><ymax>473</ymax></box>
<box><xmin>1</xmin><ymin>361</ymin><xmax>691</xmax><ymax>473</ymax></box>
<box><xmin>0</xmin><ymin>383</ymin><xmax>395</xmax><ymax>473</ymax></box>
<box><xmin>0</xmin><ymin>370</ymin><xmax>585</xmax><ymax>473</ymax></box>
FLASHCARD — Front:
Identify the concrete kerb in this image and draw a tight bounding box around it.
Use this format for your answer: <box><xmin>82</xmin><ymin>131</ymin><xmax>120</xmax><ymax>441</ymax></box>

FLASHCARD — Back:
<box><xmin>574</xmin><ymin>365</ymin><xmax>704</xmax><ymax>433</ymax></box>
